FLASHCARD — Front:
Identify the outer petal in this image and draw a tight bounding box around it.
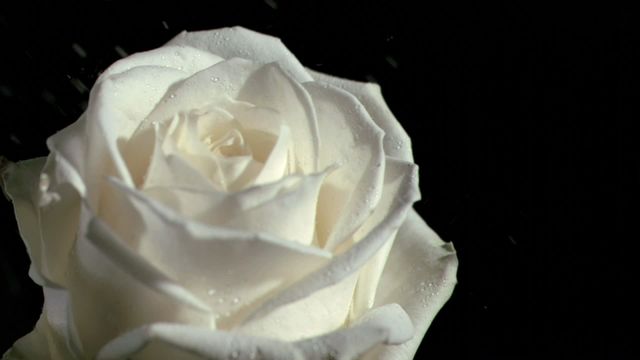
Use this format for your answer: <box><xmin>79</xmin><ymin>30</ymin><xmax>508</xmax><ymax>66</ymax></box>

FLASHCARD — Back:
<box><xmin>304</xmin><ymin>82</ymin><xmax>386</xmax><ymax>251</ymax></box>
<box><xmin>2</xmin><ymin>158</ymin><xmax>80</xmax><ymax>287</ymax></box>
<box><xmin>237</xmin><ymin>272</ymin><xmax>359</xmax><ymax>341</ymax></box>
<box><xmin>3</xmin><ymin>288</ymin><xmax>80</xmax><ymax>360</ymax></box>
<box><xmin>65</xmin><ymin>205</ymin><xmax>213</xmax><ymax>358</ymax></box>
<box><xmin>94</xmin><ymin>304</ymin><xmax>413</xmax><ymax>360</ymax></box>
<box><xmin>308</xmin><ymin>69</ymin><xmax>414</xmax><ymax>162</ymax></box>
<box><xmin>349</xmin><ymin>157</ymin><xmax>419</xmax><ymax>320</ymax></box>
<box><xmin>96</xmin><ymin>323</ymin><xmax>303</xmax><ymax>360</ymax></box>
<box><xmin>295</xmin><ymin>303</ymin><xmax>414</xmax><ymax>360</ymax></box>
<box><xmin>104</xmin><ymin>178</ymin><xmax>333</xmax><ymax>328</ymax></box>
<box><xmin>3</xmin><ymin>315</ymin><xmax>55</xmax><ymax>360</ymax></box>
<box><xmin>243</xmin><ymin>162</ymin><xmax>420</xmax><ymax>327</ymax></box>
<box><xmin>98</xmin><ymin>45</ymin><xmax>223</xmax><ymax>80</ymax></box>
<box><xmin>362</xmin><ymin>210</ymin><xmax>458</xmax><ymax>360</ymax></box>
<box><xmin>46</xmin><ymin>45</ymin><xmax>221</xmax><ymax>205</ymax></box>
<box><xmin>142</xmin><ymin>58</ymin><xmax>260</xmax><ymax>129</ymax></box>
<box><xmin>166</xmin><ymin>27</ymin><xmax>314</xmax><ymax>83</ymax></box>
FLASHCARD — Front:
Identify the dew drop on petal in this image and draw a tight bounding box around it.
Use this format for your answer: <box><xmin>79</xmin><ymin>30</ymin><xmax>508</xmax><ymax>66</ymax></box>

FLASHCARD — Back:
<box><xmin>39</xmin><ymin>173</ymin><xmax>50</xmax><ymax>192</ymax></box>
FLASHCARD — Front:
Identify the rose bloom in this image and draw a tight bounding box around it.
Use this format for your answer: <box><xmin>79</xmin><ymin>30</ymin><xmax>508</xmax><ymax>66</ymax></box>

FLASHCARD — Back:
<box><xmin>2</xmin><ymin>27</ymin><xmax>457</xmax><ymax>360</ymax></box>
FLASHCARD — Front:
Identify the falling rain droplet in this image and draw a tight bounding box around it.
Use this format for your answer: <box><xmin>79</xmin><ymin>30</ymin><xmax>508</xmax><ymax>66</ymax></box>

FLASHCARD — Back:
<box><xmin>385</xmin><ymin>55</ymin><xmax>399</xmax><ymax>68</ymax></box>
<box><xmin>71</xmin><ymin>43</ymin><xmax>87</xmax><ymax>58</ymax></box>
<box><xmin>232</xmin><ymin>297</ymin><xmax>240</xmax><ymax>304</ymax></box>
<box><xmin>114</xmin><ymin>46</ymin><xmax>128</xmax><ymax>58</ymax></box>
<box><xmin>264</xmin><ymin>0</ymin><xmax>278</xmax><ymax>9</ymax></box>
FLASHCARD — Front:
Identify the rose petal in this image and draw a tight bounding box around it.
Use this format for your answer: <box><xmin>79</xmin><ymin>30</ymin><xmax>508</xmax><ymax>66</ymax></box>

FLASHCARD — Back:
<box><xmin>104</xmin><ymin>178</ymin><xmax>333</xmax><ymax>326</ymax></box>
<box><xmin>362</xmin><ymin>210</ymin><xmax>458</xmax><ymax>360</ymax></box>
<box><xmin>303</xmin><ymin>82</ymin><xmax>386</xmax><ymax>251</ymax></box>
<box><xmin>3</xmin><ymin>315</ymin><xmax>58</xmax><ymax>360</ymax></box>
<box><xmin>141</xmin><ymin>170</ymin><xmax>327</xmax><ymax>246</ymax></box>
<box><xmin>41</xmin><ymin>287</ymin><xmax>83</xmax><ymax>358</ymax></box>
<box><xmin>237</xmin><ymin>272</ymin><xmax>359</xmax><ymax>340</ymax></box>
<box><xmin>85</xmin><ymin>217</ymin><xmax>212</xmax><ymax>313</ymax></box>
<box><xmin>129</xmin><ymin>123</ymin><xmax>214</xmax><ymax>191</ymax></box>
<box><xmin>99</xmin><ymin>45</ymin><xmax>223</xmax><ymax>80</ymax></box>
<box><xmin>96</xmin><ymin>323</ymin><xmax>303</xmax><ymax>360</ymax></box>
<box><xmin>243</xmin><ymin>161</ymin><xmax>419</xmax><ymax>325</ymax></box>
<box><xmin>45</xmin><ymin>117</ymin><xmax>88</xmax><ymax>197</ymax></box>
<box><xmin>2</xmin><ymin>286</ymin><xmax>83</xmax><ymax>360</ymax></box>
<box><xmin>166</xmin><ymin>27</ymin><xmax>313</xmax><ymax>82</ymax></box>
<box><xmin>66</xmin><ymin>209</ymin><xmax>214</xmax><ymax>357</ymax></box>
<box><xmin>308</xmin><ymin>69</ymin><xmax>414</xmax><ymax>162</ymax></box>
<box><xmin>94</xmin><ymin>304</ymin><xmax>413</xmax><ymax>360</ymax></box>
<box><xmin>349</xmin><ymin>157</ymin><xmax>421</xmax><ymax>320</ymax></box>
<box><xmin>98</xmin><ymin>66</ymin><xmax>187</xmax><ymax>138</ymax></box>
<box><xmin>295</xmin><ymin>303</ymin><xmax>414</xmax><ymax>360</ymax></box>
<box><xmin>2</xmin><ymin>158</ymin><xmax>80</xmax><ymax>287</ymax></box>
<box><xmin>233</xmin><ymin>106</ymin><xmax>291</xmax><ymax>185</ymax></box>
<box><xmin>238</xmin><ymin>63</ymin><xmax>320</xmax><ymax>174</ymax></box>
<box><xmin>142</xmin><ymin>58</ymin><xmax>260</xmax><ymax>130</ymax></box>
<box><xmin>45</xmin><ymin>51</ymin><xmax>218</xmax><ymax>208</ymax></box>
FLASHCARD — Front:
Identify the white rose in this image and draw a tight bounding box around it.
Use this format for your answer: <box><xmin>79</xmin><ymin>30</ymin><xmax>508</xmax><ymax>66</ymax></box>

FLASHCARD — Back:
<box><xmin>2</xmin><ymin>27</ymin><xmax>457</xmax><ymax>360</ymax></box>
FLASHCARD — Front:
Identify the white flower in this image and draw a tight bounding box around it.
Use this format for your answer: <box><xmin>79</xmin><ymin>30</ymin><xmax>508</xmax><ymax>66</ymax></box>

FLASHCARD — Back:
<box><xmin>2</xmin><ymin>27</ymin><xmax>457</xmax><ymax>360</ymax></box>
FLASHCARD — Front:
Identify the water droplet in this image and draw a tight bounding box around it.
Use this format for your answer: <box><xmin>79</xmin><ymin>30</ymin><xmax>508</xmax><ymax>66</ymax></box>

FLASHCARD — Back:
<box><xmin>232</xmin><ymin>297</ymin><xmax>240</xmax><ymax>304</ymax></box>
<box><xmin>207</xmin><ymin>289</ymin><xmax>216</xmax><ymax>296</ymax></box>
<box><xmin>217</xmin><ymin>298</ymin><xmax>225</xmax><ymax>304</ymax></box>
<box><xmin>39</xmin><ymin>173</ymin><xmax>50</xmax><ymax>192</ymax></box>
<box><xmin>230</xmin><ymin>350</ymin><xmax>239</xmax><ymax>359</ymax></box>
<box><xmin>385</xmin><ymin>55</ymin><xmax>399</xmax><ymax>68</ymax></box>
<box><xmin>0</xmin><ymin>85</ymin><xmax>13</xmax><ymax>97</ymax></box>
<box><xmin>162</xmin><ymin>21</ymin><xmax>169</xmax><ymax>30</ymax></box>
<box><xmin>211</xmin><ymin>76</ymin><xmax>220</xmax><ymax>82</ymax></box>
<box><xmin>114</xmin><ymin>46</ymin><xmax>128</xmax><ymax>58</ymax></box>
<box><xmin>264</xmin><ymin>0</ymin><xmax>278</xmax><ymax>9</ymax></box>
<box><xmin>70</xmin><ymin>78</ymin><xmax>88</xmax><ymax>94</ymax></box>
<box><xmin>71</xmin><ymin>43</ymin><xmax>87</xmax><ymax>58</ymax></box>
<box><xmin>224</xmin><ymin>36</ymin><xmax>230</xmax><ymax>41</ymax></box>
<box><xmin>169</xmin><ymin>93</ymin><xmax>176</xmax><ymax>99</ymax></box>
<box><xmin>9</xmin><ymin>134</ymin><xmax>21</xmax><ymax>145</ymax></box>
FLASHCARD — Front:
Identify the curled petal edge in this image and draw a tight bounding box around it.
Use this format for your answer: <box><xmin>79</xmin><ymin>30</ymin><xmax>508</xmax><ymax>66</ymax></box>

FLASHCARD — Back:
<box><xmin>95</xmin><ymin>303</ymin><xmax>412</xmax><ymax>360</ymax></box>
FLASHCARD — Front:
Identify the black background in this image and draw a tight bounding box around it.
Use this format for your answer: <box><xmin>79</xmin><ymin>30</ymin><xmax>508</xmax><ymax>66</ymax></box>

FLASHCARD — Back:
<box><xmin>0</xmin><ymin>1</ymin><xmax>635</xmax><ymax>359</ymax></box>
